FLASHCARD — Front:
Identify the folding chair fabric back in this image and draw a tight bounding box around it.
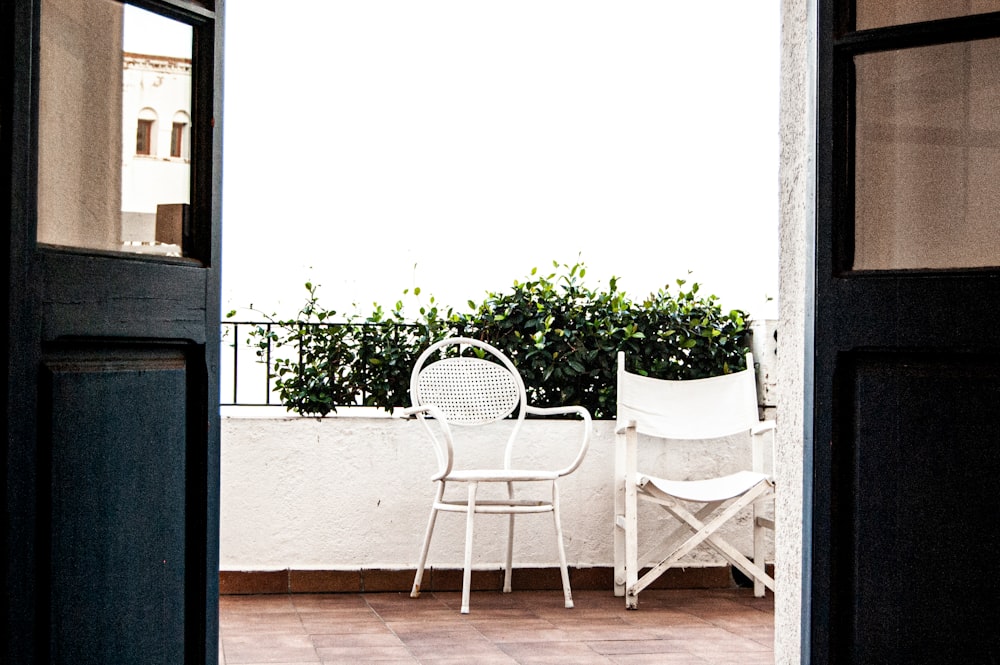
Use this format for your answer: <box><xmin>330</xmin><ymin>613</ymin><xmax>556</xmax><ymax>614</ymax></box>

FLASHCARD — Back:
<box><xmin>616</xmin><ymin>352</ymin><xmax>760</xmax><ymax>440</ymax></box>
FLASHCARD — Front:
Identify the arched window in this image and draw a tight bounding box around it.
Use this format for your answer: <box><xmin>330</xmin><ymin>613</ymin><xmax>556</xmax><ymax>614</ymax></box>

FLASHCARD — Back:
<box><xmin>136</xmin><ymin>107</ymin><xmax>157</xmax><ymax>156</ymax></box>
<box><xmin>170</xmin><ymin>110</ymin><xmax>191</xmax><ymax>159</ymax></box>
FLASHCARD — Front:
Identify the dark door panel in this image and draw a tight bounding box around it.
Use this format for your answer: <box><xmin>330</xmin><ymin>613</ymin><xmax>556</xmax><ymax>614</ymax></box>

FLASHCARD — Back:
<box><xmin>830</xmin><ymin>351</ymin><xmax>1000</xmax><ymax>663</ymax></box>
<box><xmin>41</xmin><ymin>345</ymin><xmax>206</xmax><ymax>664</ymax></box>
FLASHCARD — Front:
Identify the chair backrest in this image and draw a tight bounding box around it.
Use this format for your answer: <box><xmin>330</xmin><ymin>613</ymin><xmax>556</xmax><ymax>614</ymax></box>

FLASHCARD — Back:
<box><xmin>617</xmin><ymin>352</ymin><xmax>761</xmax><ymax>440</ymax></box>
<box><xmin>411</xmin><ymin>337</ymin><xmax>527</xmax><ymax>427</ymax></box>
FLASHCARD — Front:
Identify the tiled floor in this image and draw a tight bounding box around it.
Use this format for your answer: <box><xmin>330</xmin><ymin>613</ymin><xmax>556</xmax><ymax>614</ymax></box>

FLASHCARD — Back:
<box><xmin>219</xmin><ymin>588</ymin><xmax>774</xmax><ymax>664</ymax></box>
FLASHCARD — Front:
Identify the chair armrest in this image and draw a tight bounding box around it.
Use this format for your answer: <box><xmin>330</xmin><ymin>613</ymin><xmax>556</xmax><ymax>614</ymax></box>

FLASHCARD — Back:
<box><xmin>403</xmin><ymin>404</ymin><xmax>450</xmax><ymax>422</ymax></box>
<box><xmin>524</xmin><ymin>404</ymin><xmax>589</xmax><ymax>418</ymax></box>
<box><xmin>524</xmin><ymin>404</ymin><xmax>593</xmax><ymax>477</ymax></box>
<box><xmin>401</xmin><ymin>405</ymin><xmax>427</xmax><ymax>417</ymax></box>
<box><xmin>404</xmin><ymin>404</ymin><xmax>455</xmax><ymax>480</ymax></box>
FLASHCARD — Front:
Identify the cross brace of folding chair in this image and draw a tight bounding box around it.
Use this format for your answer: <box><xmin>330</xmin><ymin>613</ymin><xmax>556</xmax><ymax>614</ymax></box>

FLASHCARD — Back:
<box><xmin>625</xmin><ymin>478</ymin><xmax>775</xmax><ymax>605</ymax></box>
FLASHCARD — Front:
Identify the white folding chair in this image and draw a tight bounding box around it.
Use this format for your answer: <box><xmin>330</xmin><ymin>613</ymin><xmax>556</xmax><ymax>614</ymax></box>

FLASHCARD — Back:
<box><xmin>613</xmin><ymin>351</ymin><xmax>775</xmax><ymax>609</ymax></box>
<box><xmin>405</xmin><ymin>337</ymin><xmax>592</xmax><ymax>614</ymax></box>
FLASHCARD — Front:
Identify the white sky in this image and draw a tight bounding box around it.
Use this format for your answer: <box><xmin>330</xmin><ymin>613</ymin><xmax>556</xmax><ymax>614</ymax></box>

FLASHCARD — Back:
<box><xmin>217</xmin><ymin>1</ymin><xmax>781</xmax><ymax>321</ymax></box>
<box><xmin>124</xmin><ymin>5</ymin><xmax>191</xmax><ymax>57</ymax></box>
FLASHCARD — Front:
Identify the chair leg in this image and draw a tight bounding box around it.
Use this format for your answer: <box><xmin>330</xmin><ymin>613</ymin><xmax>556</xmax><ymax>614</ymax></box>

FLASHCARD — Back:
<box><xmin>461</xmin><ymin>482</ymin><xmax>478</xmax><ymax>614</ymax></box>
<box><xmin>624</xmin><ymin>514</ymin><xmax>639</xmax><ymax>609</ymax></box>
<box><xmin>411</xmin><ymin>483</ymin><xmax>444</xmax><ymax>599</ymax></box>
<box><xmin>504</xmin><ymin>482</ymin><xmax>514</xmax><ymax>594</ymax></box>
<box><xmin>613</xmin><ymin>432</ymin><xmax>626</xmax><ymax>597</ymax></box>
<box><xmin>551</xmin><ymin>480</ymin><xmax>573</xmax><ymax>609</ymax></box>
<box><xmin>623</xmin><ymin>430</ymin><xmax>639</xmax><ymax>609</ymax></box>
<box><xmin>753</xmin><ymin>501</ymin><xmax>766</xmax><ymax>597</ymax></box>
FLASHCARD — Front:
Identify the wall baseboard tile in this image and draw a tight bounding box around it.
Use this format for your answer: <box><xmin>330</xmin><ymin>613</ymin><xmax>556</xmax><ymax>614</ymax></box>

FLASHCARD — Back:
<box><xmin>219</xmin><ymin>565</ymin><xmax>760</xmax><ymax>595</ymax></box>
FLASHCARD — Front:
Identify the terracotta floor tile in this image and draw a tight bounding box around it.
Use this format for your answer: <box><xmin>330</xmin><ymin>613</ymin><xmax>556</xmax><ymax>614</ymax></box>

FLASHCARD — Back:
<box><xmin>716</xmin><ymin>623</ymin><xmax>774</xmax><ymax>642</ymax></box>
<box><xmin>299</xmin><ymin>616</ymin><xmax>389</xmax><ymax>634</ymax></box>
<box><xmin>461</xmin><ymin>607</ymin><xmax>540</xmax><ymax>621</ymax></box>
<box><xmin>220</xmin><ymin>611</ymin><xmax>305</xmax><ymax>635</ymax></box>
<box><xmin>310</xmin><ymin>633</ymin><xmax>406</xmax><ymax>649</ymax></box>
<box><xmin>645</xmin><ymin>624</ymin><xmax>751</xmax><ymax>641</ymax></box>
<box><xmin>218</xmin><ymin>588</ymin><xmax>773</xmax><ymax>665</ymax></box>
<box><xmin>314</xmin><ymin>645</ymin><xmax>416</xmax><ymax>662</ymax></box>
<box><xmin>404</xmin><ymin>641</ymin><xmax>513</xmax><ymax>660</ymax></box>
<box><xmin>363</xmin><ymin>592</ymin><xmax>436</xmax><ymax>610</ymax></box>
<box><xmin>558</xmin><ymin>625</ymin><xmax>659</xmax><ymax>642</ymax></box>
<box><xmin>585</xmin><ymin>638</ymin><xmax>692</xmax><ymax>655</ymax></box>
<box><xmin>498</xmin><ymin>641</ymin><xmax>614</xmax><ymax>664</ymax></box>
<box><xmin>381</xmin><ymin>619</ymin><xmax>466</xmax><ymax>634</ymax></box>
<box><xmin>236</xmin><ymin>662</ymin><xmax>322</xmax><ymax>665</ymax></box>
<box><xmin>702</xmin><ymin>653</ymin><xmax>776</xmax><ymax>665</ymax></box>
<box><xmin>395</xmin><ymin>629</ymin><xmax>492</xmax><ymax>647</ymax></box>
<box><xmin>473</xmin><ymin>617</ymin><xmax>568</xmax><ymax>637</ymax></box>
<box><xmin>377</xmin><ymin>609</ymin><xmax>461</xmax><ymax>623</ymax></box>
<box><xmin>291</xmin><ymin>592</ymin><xmax>371</xmax><ymax>606</ymax></box>
<box><xmin>320</xmin><ymin>660</ymin><xmax>417</xmax><ymax>665</ymax></box>
<box><xmin>619</xmin><ymin>611</ymin><xmax>714</xmax><ymax>628</ymax></box>
<box><xmin>539</xmin><ymin>609</ymin><xmax>624</xmax><ymax>622</ymax></box>
<box><xmin>608</xmin><ymin>654</ymin><xmax>710</xmax><ymax>665</ymax></box>
<box><xmin>681</xmin><ymin>635</ymin><xmax>774</xmax><ymax>654</ymax></box>
<box><xmin>221</xmin><ymin>596</ymin><xmax>297</xmax><ymax>613</ymax></box>
<box><xmin>417</xmin><ymin>656</ymin><xmax>518</xmax><ymax>665</ymax></box>
<box><xmin>476</xmin><ymin>626</ymin><xmax>573</xmax><ymax>644</ymax></box>
<box><xmin>221</xmin><ymin>634</ymin><xmax>319</xmax><ymax>663</ymax></box>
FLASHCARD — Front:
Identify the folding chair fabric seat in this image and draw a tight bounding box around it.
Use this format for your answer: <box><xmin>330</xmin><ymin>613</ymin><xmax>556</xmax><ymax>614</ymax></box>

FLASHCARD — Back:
<box><xmin>638</xmin><ymin>470</ymin><xmax>771</xmax><ymax>503</ymax></box>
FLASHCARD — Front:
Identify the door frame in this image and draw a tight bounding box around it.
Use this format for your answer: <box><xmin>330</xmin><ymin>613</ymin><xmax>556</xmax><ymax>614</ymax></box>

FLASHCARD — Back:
<box><xmin>805</xmin><ymin>1</ymin><xmax>1000</xmax><ymax>662</ymax></box>
<box><xmin>3</xmin><ymin>0</ymin><xmax>225</xmax><ymax>662</ymax></box>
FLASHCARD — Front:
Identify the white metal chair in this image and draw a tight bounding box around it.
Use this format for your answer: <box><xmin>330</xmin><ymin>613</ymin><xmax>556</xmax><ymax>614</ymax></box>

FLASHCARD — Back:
<box><xmin>613</xmin><ymin>351</ymin><xmax>775</xmax><ymax>609</ymax></box>
<box><xmin>405</xmin><ymin>337</ymin><xmax>592</xmax><ymax>614</ymax></box>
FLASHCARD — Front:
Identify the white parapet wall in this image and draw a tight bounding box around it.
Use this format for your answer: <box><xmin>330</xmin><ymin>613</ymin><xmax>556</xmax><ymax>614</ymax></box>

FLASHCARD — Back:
<box><xmin>220</xmin><ymin>414</ymin><xmax>774</xmax><ymax>574</ymax></box>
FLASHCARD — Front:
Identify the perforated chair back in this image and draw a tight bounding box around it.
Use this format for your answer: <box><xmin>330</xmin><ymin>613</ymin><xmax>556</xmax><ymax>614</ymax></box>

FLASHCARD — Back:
<box><xmin>616</xmin><ymin>352</ymin><xmax>760</xmax><ymax>440</ymax></box>
<box><xmin>414</xmin><ymin>355</ymin><xmax>523</xmax><ymax>426</ymax></box>
<box><xmin>410</xmin><ymin>338</ymin><xmax>529</xmax><ymax>464</ymax></box>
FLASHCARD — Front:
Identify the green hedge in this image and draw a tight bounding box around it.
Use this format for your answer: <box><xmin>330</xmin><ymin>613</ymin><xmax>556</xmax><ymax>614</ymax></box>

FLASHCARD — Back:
<box><xmin>232</xmin><ymin>261</ymin><xmax>752</xmax><ymax>418</ymax></box>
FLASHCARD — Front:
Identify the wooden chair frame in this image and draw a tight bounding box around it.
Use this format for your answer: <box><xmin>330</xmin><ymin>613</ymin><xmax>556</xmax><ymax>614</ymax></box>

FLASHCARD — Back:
<box><xmin>612</xmin><ymin>351</ymin><xmax>775</xmax><ymax>609</ymax></box>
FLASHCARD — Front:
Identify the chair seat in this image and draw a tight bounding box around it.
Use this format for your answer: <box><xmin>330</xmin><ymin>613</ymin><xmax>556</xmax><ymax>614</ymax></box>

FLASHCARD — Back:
<box><xmin>638</xmin><ymin>469</ymin><xmax>771</xmax><ymax>503</ymax></box>
<box><xmin>445</xmin><ymin>469</ymin><xmax>561</xmax><ymax>482</ymax></box>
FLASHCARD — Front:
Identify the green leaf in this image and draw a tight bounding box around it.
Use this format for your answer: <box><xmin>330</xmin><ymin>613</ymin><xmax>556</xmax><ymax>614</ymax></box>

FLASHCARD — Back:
<box><xmin>248</xmin><ymin>259</ymin><xmax>750</xmax><ymax>419</ymax></box>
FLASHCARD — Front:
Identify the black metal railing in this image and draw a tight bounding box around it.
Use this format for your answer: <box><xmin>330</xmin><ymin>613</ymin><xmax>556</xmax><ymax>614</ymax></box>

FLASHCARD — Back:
<box><xmin>220</xmin><ymin>320</ymin><xmax>276</xmax><ymax>406</ymax></box>
<box><xmin>219</xmin><ymin>320</ymin><xmax>433</xmax><ymax>408</ymax></box>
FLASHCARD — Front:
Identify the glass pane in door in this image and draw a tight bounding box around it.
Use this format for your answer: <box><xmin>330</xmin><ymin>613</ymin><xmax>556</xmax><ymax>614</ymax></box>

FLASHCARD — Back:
<box><xmin>856</xmin><ymin>0</ymin><xmax>1000</xmax><ymax>31</ymax></box>
<box><xmin>853</xmin><ymin>38</ymin><xmax>1000</xmax><ymax>270</ymax></box>
<box><xmin>38</xmin><ymin>0</ymin><xmax>196</xmax><ymax>260</ymax></box>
